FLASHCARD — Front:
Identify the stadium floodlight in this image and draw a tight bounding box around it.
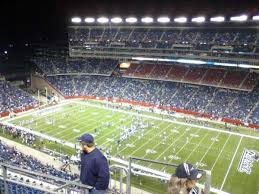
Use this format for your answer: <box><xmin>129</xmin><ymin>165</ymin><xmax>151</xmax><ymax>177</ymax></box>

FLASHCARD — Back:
<box><xmin>141</xmin><ymin>17</ymin><xmax>154</xmax><ymax>23</ymax></box>
<box><xmin>84</xmin><ymin>17</ymin><xmax>95</xmax><ymax>23</ymax></box>
<box><xmin>174</xmin><ymin>17</ymin><xmax>187</xmax><ymax>23</ymax></box>
<box><xmin>157</xmin><ymin>17</ymin><xmax>170</xmax><ymax>23</ymax></box>
<box><xmin>71</xmin><ymin>17</ymin><xmax>82</xmax><ymax>23</ymax></box>
<box><xmin>111</xmin><ymin>17</ymin><xmax>123</xmax><ymax>23</ymax></box>
<box><xmin>252</xmin><ymin>15</ymin><xmax>259</xmax><ymax>21</ymax></box>
<box><xmin>125</xmin><ymin>17</ymin><xmax>138</xmax><ymax>23</ymax></box>
<box><xmin>97</xmin><ymin>17</ymin><xmax>109</xmax><ymax>23</ymax></box>
<box><xmin>191</xmin><ymin>16</ymin><xmax>205</xmax><ymax>23</ymax></box>
<box><xmin>210</xmin><ymin>16</ymin><xmax>225</xmax><ymax>22</ymax></box>
<box><xmin>230</xmin><ymin>15</ymin><xmax>248</xmax><ymax>22</ymax></box>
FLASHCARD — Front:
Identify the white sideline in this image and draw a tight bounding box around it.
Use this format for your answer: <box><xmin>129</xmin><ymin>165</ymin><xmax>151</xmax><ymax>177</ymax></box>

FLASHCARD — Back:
<box><xmin>74</xmin><ymin>100</ymin><xmax>259</xmax><ymax>140</ymax></box>
<box><xmin>210</xmin><ymin>134</ymin><xmax>231</xmax><ymax>171</ymax></box>
<box><xmin>2</xmin><ymin>100</ymin><xmax>246</xmax><ymax>194</ymax></box>
<box><xmin>220</xmin><ymin>136</ymin><xmax>243</xmax><ymax>190</ymax></box>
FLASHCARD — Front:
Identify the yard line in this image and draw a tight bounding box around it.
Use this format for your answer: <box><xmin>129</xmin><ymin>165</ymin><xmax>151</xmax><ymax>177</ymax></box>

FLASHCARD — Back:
<box><xmin>157</xmin><ymin>127</ymin><xmax>203</xmax><ymax>170</ymax></box>
<box><xmin>17</xmin><ymin>105</ymin><xmax>85</xmax><ymax>131</ymax></box>
<box><xmin>118</xmin><ymin>122</ymin><xmax>175</xmax><ymax>156</ymax></box>
<box><xmin>114</xmin><ymin>121</ymin><xmax>168</xmax><ymax>154</ymax></box>
<box><xmin>146</xmin><ymin>126</ymin><xmax>192</xmax><ymax>166</ymax></box>
<box><xmin>210</xmin><ymin>134</ymin><xmax>231</xmax><ymax>172</ymax></box>
<box><xmin>97</xmin><ymin>116</ymin><xmax>139</xmax><ymax>147</ymax></box>
<box><xmin>58</xmin><ymin>113</ymin><xmax>111</xmax><ymax>139</ymax></box>
<box><xmin>76</xmin><ymin>101</ymin><xmax>259</xmax><ymax>140</ymax></box>
<box><xmin>220</xmin><ymin>136</ymin><xmax>243</xmax><ymax>190</ymax></box>
<box><xmin>41</xmin><ymin>106</ymin><xmax>109</xmax><ymax>136</ymax></box>
<box><xmin>15</xmin><ymin>105</ymin><xmax>79</xmax><ymax>128</ymax></box>
<box><xmin>78</xmin><ymin>115</ymin><xmax>134</xmax><ymax>143</ymax></box>
<box><xmin>197</xmin><ymin>132</ymin><xmax>221</xmax><ymax>164</ymax></box>
<box><xmin>64</xmin><ymin>112</ymin><xmax>126</xmax><ymax>141</ymax></box>
<box><xmin>184</xmin><ymin>132</ymin><xmax>210</xmax><ymax>162</ymax></box>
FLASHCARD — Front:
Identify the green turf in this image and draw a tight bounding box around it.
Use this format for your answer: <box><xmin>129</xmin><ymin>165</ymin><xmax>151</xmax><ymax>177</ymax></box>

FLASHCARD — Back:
<box><xmin>6</xmin><ymin>100</ymin><xmax>259</xmax><ymax>194</ymax></box>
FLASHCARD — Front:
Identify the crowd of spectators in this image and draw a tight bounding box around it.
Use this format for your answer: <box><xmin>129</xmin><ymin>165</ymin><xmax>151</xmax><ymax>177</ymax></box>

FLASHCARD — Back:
<box><xmin>32</xmin><ymin>57</ymin><xmax>118</xmax><ymax>75</ymax></box>
<box><xmin>0</xmin><ymin>81</ymin><xmax>38</xmax><ymax>115</ymax></box>
<box><xmin>68</xmin><ymin>27</ymin><xmax>259</xmax><ymax>53</ymax></box>
<box><xmin>0</xmin><ymin>123</ymin><xmax>36</xmax><ymax>146</ymax></box>
<box><xmin>124</xmin><ymin>64</ymin><xmax>258</xmax><ymax>91</ymax></box>
<box><xmin>0</xmin><ymin>140</ymin><xmax>78</xmax><ymax>180</ymax></box>
<box><xmin>46</xmin><ymin>75</ymin><xmax>259</xmax><ymax>125</ymax></box>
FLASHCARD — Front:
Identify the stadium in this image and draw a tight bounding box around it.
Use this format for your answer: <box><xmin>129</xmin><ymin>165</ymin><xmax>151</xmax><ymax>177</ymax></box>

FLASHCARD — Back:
<box><xmin>0</xmin><ymin>1</ymin><xmax>259</xmax><ymax>194</ymax></box>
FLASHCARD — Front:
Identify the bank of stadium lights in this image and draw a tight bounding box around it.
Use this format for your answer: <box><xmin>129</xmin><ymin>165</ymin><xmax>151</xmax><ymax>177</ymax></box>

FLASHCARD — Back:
<box><xmin>157</xmin><ymin>17</ymin><xmax>170</xmax><ymax>23</ymax></box>
<box><xmin>111</xmin><ymin>17</ymin><xmax>123</xmax><ymax>23</ymax></box>
<box><xmin>97</xmin><ymin>17</ymin><xmax>109</xmax><ymax>23</ymax></box>
<box><xmin>191</xmin><ymin>16</ymin><xmax>205</xmax><ymax>23</ymax></box>
<box><xmin>84</xmin><ymin>17</ymin><xmax>95</xmax><ymax>23</ymax></box>
<box><xmin>252</xmin><ymin>15</ymin><xmax>259</xmax><ymax>21</ymax></box>
<box><xmin>72</xmin><ymin>14</ymin><xmax>259</xmax><ymax>24</ymax></box>
<box><xmin>230</xmin><ymin>15</ymin><xmax>248</xmax><ymax>22</ymax></box>
<box><xmin>174</xmin><ymin>17</ymin><xmax>187</xmax><ymax>23</ymax></box>
<box><xmin>71</xmin><ymin>17</ymin><xmax>82</xmax><ymax>23</ymax></box>
<box><xmin>132</xmin><ymin>57</ymin><xmax>259</xmax><ymax>69</ymax></box>
<box><xmin>210</xmin><ymin>16</ymin><xmax>225</xmax><ymax>22</ymax></box>
<box><xmin>141</xmin><ymin>17</ymin><xmax>154</xmax><ymax>23</ymax></box>
<box><xmin>125</xmin><ymin>17</ymin><xmax>138</xmax><ymax>23</ymax></box>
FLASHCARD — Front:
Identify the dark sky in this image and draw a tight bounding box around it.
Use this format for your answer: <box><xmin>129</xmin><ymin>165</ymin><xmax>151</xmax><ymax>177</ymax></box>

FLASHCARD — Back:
<box><xmin>1</xmin><ymin>0</ymin><xmax>259</xmax><ymax>46</ymax></box>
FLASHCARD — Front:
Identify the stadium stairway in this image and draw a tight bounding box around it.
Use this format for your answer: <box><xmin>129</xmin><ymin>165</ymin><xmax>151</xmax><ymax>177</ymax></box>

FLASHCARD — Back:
<box><xmin>31</xmin><ymin>74</ymin><xmax>64</xmax><ymax>100</ymax></box>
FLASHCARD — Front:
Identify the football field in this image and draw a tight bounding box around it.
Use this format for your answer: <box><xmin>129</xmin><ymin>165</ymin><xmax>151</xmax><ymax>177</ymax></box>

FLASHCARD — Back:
<box><xmin>7</xmin><ymin>100</ymin><xmax>259</xmax><ymax>194</ymax></box>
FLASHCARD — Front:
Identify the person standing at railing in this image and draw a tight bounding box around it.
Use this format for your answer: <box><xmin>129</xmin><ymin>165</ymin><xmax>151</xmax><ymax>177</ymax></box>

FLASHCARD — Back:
<box><xmin>167</xmin><ymin>163</ymin><xmax>203</xmax><ymax>194</ymax></box>
<box><xmin>78</xmin><ymin>133</ymin><xmax>110</xmax><ymax>194</ymax></box>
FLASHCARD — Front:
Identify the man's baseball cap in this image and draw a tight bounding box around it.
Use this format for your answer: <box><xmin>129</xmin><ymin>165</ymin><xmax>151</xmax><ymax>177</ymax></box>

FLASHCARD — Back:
<box><xmin>77</xmin><ymin>133</ymin><xmax>94</xmax><ymax>144</ymax></box>
<box><xmin>175</xmin><ymin>163</ymin><xmax>202</xmax><ymax>180</ymax></box>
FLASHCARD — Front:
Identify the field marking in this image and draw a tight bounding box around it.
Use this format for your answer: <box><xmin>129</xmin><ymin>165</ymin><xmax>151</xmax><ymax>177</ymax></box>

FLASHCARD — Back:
<box><xmin>220</xmin><ymin>136</ymin><xmax>243</xmax><ymax>190</ymax></box>
<box><xmin>114</xmin><ymin>120</ymin><xmax>170</xmax><ymax>154</ymax></box>
<box><xmin>210</xmin><ymin>134</ymin><xmax>231</xmax><ymax>172</ymax></box>
<box><xmin>75</xmin><ymin>101</ymin><xmax>259</xmax><ymax>140</ymax></box>
<box><xmin>121</xmin><ymin>122</ymin><xmax>175</xmax><ymax>156</ymax></box>
<box><xmin>22</xmin><ymin>105</ymin><xmax>109</xmax><ymax>138</ymax></box>
<box><xmin>156</xmin><ymin>128</ymin><xmax>201</xmax><ymax>171</ymax></box>
<box><xmin>12</xmin><ymin>105</ymin><xmax>79</xmax><ymax>128</ymax></box>
<box><xmin>145</xmin><ymin>126</ymin><xmax>192</xmax><ymax>167</ymax></box>
<box><xmin>198</xmin><ymin>132</ymin><xmax>221</xmax><ymax>164</ymax></box>
<box><xmin>184</xmin><ymin>132</ymin><xmax>211</xmax><ymax>162</ymax></box>
<box><xmin>98</xmin><ymin>119</ymin><xmax>163</xmax><ymax>148</ymax></box>
<box><xmin>58</xmin><ymin>109</ymin><xmax>112</xmax><ymax>139</ymax></box>
<box><xmin>6</xmin><ymin>100</ymin><xmax>72</xmax><ymax>122</ymax></box>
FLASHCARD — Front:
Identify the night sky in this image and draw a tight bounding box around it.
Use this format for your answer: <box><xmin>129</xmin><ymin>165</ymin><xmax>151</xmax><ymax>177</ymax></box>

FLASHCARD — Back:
<box><xmin>1</xmin><ymin>0</ymin><xmax>259</xmax><ymax>46</ymax></box>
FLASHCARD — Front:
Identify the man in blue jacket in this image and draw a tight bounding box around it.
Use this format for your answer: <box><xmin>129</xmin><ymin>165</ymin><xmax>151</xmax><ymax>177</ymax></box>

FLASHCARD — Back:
<box><xmin>78</xmin><ymin>133</ymin><xmax>110</xmax><ymax>194</ymax></box>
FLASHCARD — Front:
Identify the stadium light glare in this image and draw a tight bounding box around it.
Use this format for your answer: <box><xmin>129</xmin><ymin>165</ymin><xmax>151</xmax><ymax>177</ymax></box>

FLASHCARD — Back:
<box><xmin>191</xmin><ymin>16</ymin><xmax>205</xmax><ymax>23</ymax></box>
<box><xmin>210</xmin><ymin>16</ymin><xmax>225</xmax><ymax>22</ymax></box>
<box><xmin>125</xmin><ymin>17</ymin><xmax>138</xmax><ymax>23</ymax></box>
<box><xmin>252</xmin><ymin>15</ymin><xmax>259</xmax><ymax>21</ymax></box>
<box><xmin>71</xmin><ymin>17</ymin><xmax>82</xmax><ymax>23</ymax></box>
<box><xmin>174</xmin><ymin>17</ymin><xmax>187</xmax><ymax>23</ymax></box>
<box><xmin>230</xmin><ymin>15</ymin><xmax>248</xmax><ymax>22</ymax></box>
<box><xmin>97</xmin><ymin>17</ymin><xmax>109</xmax><ymax>23</ymax></box>
<box><xmin>157</xmin><ymin>17</ymin><xmax>170</xmax><ymax>23</ymax></box>
<box><xmin>84</xmin><ymin>17</ymin><xmax>95</xmax><ymax>23</ymax></box>
<box><xmin>111</xmin><ymin>17</ymin><xmax>123</xmax><ymax>23</ymax></box>
<box><xmin>141</xmin><ymin>17</ymin><xmax>154</xmax><ymax>23</ymax></box>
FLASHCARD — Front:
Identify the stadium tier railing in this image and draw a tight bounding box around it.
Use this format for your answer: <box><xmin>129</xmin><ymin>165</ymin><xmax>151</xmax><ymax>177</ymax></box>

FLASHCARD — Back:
<box><xmin>124</xmin><ymin>157</ymin><xmax>210</xmax><ymax>194</ymax></box>
<box><xmin>0</xmin><ymin>162</ymin><xmax>93</xmax><ymax>194</ymax></box>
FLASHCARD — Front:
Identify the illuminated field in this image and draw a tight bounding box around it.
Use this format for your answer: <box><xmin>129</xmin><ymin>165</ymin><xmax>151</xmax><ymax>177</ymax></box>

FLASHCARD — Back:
<box><xmin>9</xmin><ymin>100</ymin><xmax>259</xmax><ymax>194</ymax></box>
